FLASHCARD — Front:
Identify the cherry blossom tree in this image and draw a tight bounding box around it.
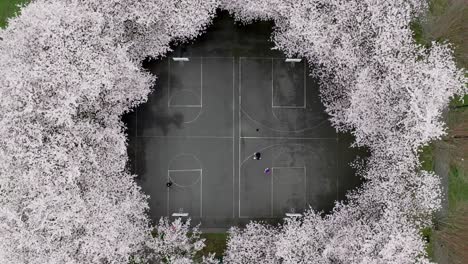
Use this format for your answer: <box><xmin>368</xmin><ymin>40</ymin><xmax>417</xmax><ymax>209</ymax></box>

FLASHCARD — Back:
<box><xmin>275</xmin><ymin>210</ymin><xmax>330</xmax><ymax>264</ymax></box>
<box><xmin>0</xmin><ymin>1</ymin><xmax>155</xmax><ymax>263</ymax></box>
<box><xmin>220</xmin><ymin>0</ymin><xmax>465</xmax><ymax>263</ymax></box>
<box><xmin>53</xmin><ymin>0</ymin><xmax>219</xmax><ymax>61</ymax></box>
<box><xmin>141</xmin><ymin>218</ymin><xmax>217</xmax><ymax>264</ymax></box>
<box><xmin>224</xmin><ymin>222</ymin><xmax>281</xmax><ymax>263</ymax></box>
<box><xmin>0</xmin><ymin>0</ymin><xmax>466</xmax><ymax>262</ymax></box>
<box><xmin>1</xmin><ymin>0</ymin><xmax>220</xmax><ymax>262</ymax></box>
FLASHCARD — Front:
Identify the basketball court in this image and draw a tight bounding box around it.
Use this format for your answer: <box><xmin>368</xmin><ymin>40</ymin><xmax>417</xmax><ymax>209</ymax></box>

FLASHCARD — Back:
<box><xmin>123</xmin><ymin>11</ymin><xmax>363</xmax><ymax>229</ymax></box>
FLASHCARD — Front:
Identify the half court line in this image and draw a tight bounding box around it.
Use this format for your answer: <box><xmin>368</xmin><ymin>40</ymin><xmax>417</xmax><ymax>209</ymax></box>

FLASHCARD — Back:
<box><xmin>136</xmin><ymin>135</ymin><xmax>233</xmax><ymax>139</ymax></box>
<box><xmin>240</xmin><ymin>136</ymin><xmax>337</xmax><ymax>140</ymax></box>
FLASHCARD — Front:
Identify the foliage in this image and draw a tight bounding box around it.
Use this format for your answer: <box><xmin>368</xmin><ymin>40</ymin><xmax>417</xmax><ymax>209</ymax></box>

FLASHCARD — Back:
<box><xmin>448</xmin><ymin>164</ymin><xmax>468</xmax><ymax>211</ymax></box>
<box><xmin>0</xmin><ymin>0</ymin><xmax>466</xmax><ymax>263</ymax></box>
<box><xmin>0</xmin><ymin>0</ymin><xmax>29</xmax><ymax>29</ymax></box>
<box><xmin>418</xmin><ymin>0</ymin><xmax>468</xmax><ymax>69</ymax></box>
<box><xmin>221</xmin><ymin>0</ymin><xmax>466</xmax><ymax>263</ymax></box>
<box><xmin>224</xmin><ymin>222</ymin><xmax>280</xmax><ymax>263</ymax></box>
<box><xmin>139</xmin><ymin>218</ymin><xmax>218</xmax><ymax>264</ymax></box>
<box><xmin>420</xmin><ymin>227</ymin><xmax>434</xmax><ymax>260</ymax></box>
<box><xmin>0</xmin><ymin>0</ymin><xmax>217</xmax><ymax>263</ymax></box>
<box><xmin>0</xmin><ymin>2</ymin><xmax>154</xmax><ymax>263</ymax></box>
<box><xmin>419</xmin><ymin>144</ymin><xmax>435</xmax><ymax>172</ymax></box>
<box><xmin>195</xmin><ymin>233</ymin><xmax>228</xmax><ymax>261</ymax></box>
<box><xmin>436</xmin><ymin>207</ymin><xmax>468</xmax><ymax>263</ymax></box>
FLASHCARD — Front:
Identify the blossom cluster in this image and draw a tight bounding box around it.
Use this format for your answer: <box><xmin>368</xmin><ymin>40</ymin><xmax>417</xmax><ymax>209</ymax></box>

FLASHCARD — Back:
<box><xmin>0</xmin><ymin>0</ymin><xmax>465</xmax><ymax>263</ymax></box>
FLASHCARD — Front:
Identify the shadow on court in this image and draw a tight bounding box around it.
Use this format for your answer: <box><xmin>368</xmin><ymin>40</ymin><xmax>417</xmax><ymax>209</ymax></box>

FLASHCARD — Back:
<box><xmin>122</xmin><ymin>10</ymin><xmax>367</xmax><ymax>229</ymax></box>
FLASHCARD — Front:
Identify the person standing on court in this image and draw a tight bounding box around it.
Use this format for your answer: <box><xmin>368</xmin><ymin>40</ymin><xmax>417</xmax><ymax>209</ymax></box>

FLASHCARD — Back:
<box><xmin>253</xmin><ymin>152</ymin><xmax>261</xmax><ymax>160</ymax></box>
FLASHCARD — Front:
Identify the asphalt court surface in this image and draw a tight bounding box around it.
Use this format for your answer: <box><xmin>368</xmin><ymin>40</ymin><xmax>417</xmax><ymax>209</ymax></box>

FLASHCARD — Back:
<box><xmin>123</xmin><ymin>11</ymin><xmax>363</xmax><ymax>228</ymax></box>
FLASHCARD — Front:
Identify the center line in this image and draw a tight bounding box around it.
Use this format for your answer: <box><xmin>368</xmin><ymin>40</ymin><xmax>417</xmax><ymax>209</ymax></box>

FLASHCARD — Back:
<box><xmin>241</xmin><ymin>136</ymin><xmax>336</xmax><ymax>140</ymax></box>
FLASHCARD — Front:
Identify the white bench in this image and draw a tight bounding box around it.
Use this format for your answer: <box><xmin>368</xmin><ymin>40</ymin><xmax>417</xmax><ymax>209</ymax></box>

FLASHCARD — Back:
<box><xmin>172</xmin><ymin>57</ymin><xmax>190</xmax><ymax>62</ymax></box>
<box><xmin>172</xmin><ymin>213</ymin><xmax>189</xmax><ymax>217</ymax></box>
<box><xmin>285</xmin><ymin>213</ymin><xmax>302</xmax><ymax>217</ymax></box>
<box><xmin>285</xmin><ymin>58</ymin><xmax>301</xmax><ymax>63</ymax></box>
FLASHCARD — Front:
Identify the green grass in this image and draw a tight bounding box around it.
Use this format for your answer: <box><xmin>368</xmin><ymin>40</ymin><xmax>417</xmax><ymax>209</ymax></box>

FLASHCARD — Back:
<box><xmin>449</xmin><ymin>94</ymin><xmax>468</xmax><ymax>109</ymax></box>
<box><xmin>411</xmin><ymin>0</ymin><xmax>468</xmax><ymax>68</ymax></box>
<box><xmin>0</xmin><ymin>0</ymin><xmax>30</xmax><ymax>29</ymax></box>
<box><xmin>419</xmin><ymin>144</ymin><xmax>435</xmax><ymax>172</ymax></box>
<box><xmin>448</xmin><ymin>164</ymin><xmax>468</xmax><ymax>211</ymax></box>
<box><xmin>421</xmin><ymin>227</ymin><xmax>435</xmax><ymax>259</ymax></box>
<box><xmin>195</xmin><ymin>233</ymin><xmax>228</xmax><ymax>261</ymax></box>
<box><xmin>412</xmin><ymin>0</ymin><xmax>468</xmax><ymax>261</ymax></box>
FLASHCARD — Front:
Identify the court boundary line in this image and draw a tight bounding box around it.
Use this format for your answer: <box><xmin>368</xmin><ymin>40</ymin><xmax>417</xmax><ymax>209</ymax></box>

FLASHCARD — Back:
<box><xmin>237</xmin><ymin>56</ymin><xmax>312</xmax><ymax>218</ymax></box>
<box><xmin>241</xmin><ymin>136</ymin><xmax>336</xmax><ymax>140</ymax></box>
<box><xmin>167</xmin><ymin>57</ymin><xmax>203</xmax><ymax>108</ymax></box>
<box><xmin>168</xmin><ymin>105</ymin><xmax>203</xmax><ymax>108</ymax></box>
<box><xmin>169</xmin><ymin>56</ymin><xmax>244</xmax><ymax>59</ymax></box>
<box><xmin>336</xmin><ymin>137</ymin><xmax>340</xmax><ymax>201</ymax></box>
<box><xmin>271</xmin><ymin>166</ymin><xmax>307</xmax><ymax>217</ymax></box>
<box><xmin>137</xmin><ymin>136</ymin><xmax>232</xmax><ymax>139</ymax></box>
<box><xmin>135</xmin><ymin>106</ymin><xmax>138</xmax><ymax>172</ymax></box>
<box><xmin>134</xmin><ymin>135</ymin><xmax>335</xmax><ymax>140</ymax></box>
<box><xmin>167</xmin><ymin>168</ymin><xmax>203</xmax><ymax>218</ymax></box>
<box><xmin>238</xmin><ymin>57</ymin><xmax>242</xmax><ymax>218</ymax></box>
<box><xmin>168</xmin><ymin>169</ymin><xmax>202</xmax><ymax>172</ymax></box>
<box><xmin>271</xmin><ymin>58</ymin><xmax>307</xmax><ymax>109</ymax></box>
<box><xmin>151</xmin><ymin>56</ymin><xmax>337</xmax><ymax>220</ymax></box>
<box><xmin>232</xmin><ymin>56</ymin><xmax>236</xmax><ymax>218</ymax></box>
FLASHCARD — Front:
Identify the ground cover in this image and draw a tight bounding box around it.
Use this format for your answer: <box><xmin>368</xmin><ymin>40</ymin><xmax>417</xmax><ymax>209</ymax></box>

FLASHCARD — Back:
<box><xmin>413</xmin><ymin>0</ymin><xmax>468</xmax><ymax>262</ymax></box>
<box><xmin>0</xmin><ymin>0</ymin><xmax>29</xmax><ymax>28</ymax></box>
<box><xmin>195</xmin><ymin>233</ymin><xmax>228</xmax><ymax>261</ymax></box>
<box><xmin>1</xmin><ymin>0</ymin><xmax>465</xmax><ymax>263</ymax></box>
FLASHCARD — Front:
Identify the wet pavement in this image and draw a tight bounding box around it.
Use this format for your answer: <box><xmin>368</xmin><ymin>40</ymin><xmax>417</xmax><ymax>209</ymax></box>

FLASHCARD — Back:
<box><xmin>123</xmin><ymin>10</ymin><xmax>365</xmax><ymax>229</ymax></box>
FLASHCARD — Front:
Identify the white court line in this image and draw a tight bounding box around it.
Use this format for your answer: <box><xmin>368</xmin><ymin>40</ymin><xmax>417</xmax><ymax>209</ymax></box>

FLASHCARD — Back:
<box><xmin>272</xmin><ymin>166</ymin><xmax>306</xmax><ymax>170</ymax></box>
<box><xmin>336</xmin><ymin>137</ymin><xmax>339</xmax><ymax>201</ymax></box>
<box><xmin>238</xmin><ymin>142</ymin><xmax>307</xmax><ymax>217</ymax></box>
<box><xmin>241</xmin><ymin>136</ymin><xmax>337</xmax><ymax>140</ymax></box>
<box><xmin>271</xmin><ymin>58</ymin><xmax>306</xmax><ymax>109</ymax></box>
<box><xmin>304</xmin><ymin>166</ymin><xmax>307</xmax><ymax>207</ymax></box>
<box><xmin>169</xmin><ymin>105</ymin><xmax>202</xmax><ymax>107</ymax></box>
<box><xmin>167</xmin><ymin>169</ymin><xmax>170</xmax><ymax>216</ymax></box>
<box><xmin>238</xmin><ymin>57</ymin><xmax>242</xmax><ymax>218</ymax></box>
<box><xmin>232</xmin><ymin>56</ymin><xmax>235</xmax><ymax>218</ymax></box>
<box><xmin>167</xmin><ymin>169</ymin><xmax>203</xmax><ymax>218</ymax></box>
<box><xmin>167</xmin><ymin>57</ymin><xmax>203</xmax><ymax>108</ymax></box>
<box><xmin>271</xmin><ymin>166</ymin><xmax>273</xmax><ymax>217</ymax></box>
<box><xmin>167</xmin><ymin>59</ymin><xmax>171</xmax><ymax>108</ymax></box>
<box><xmin>241</xmin><ymin>108</ymin><xmax>329</xmax><ymax>133</ymax></box>
<box><xmin>201</xmin><ymin>57</ymin><xmax>203</xmax><ymax>107</ymax></box>
<box><xmin>238</xmin><ymin>57</ymin><xmax>311</xmax><ymax>218</ymax></box>
<box><xmin>272</xmin><ymin>106</ymin><xmax>307</xmax><ymax>109</ymax></box>
<box><xmin>201</xmin><ymin>169</ymin><xmax>203</xmax><ymax>217</ymax></box>
<box><xmin>168</xmin><ymin>169</ymin><xmax>202</xmax><ymax>172</ymax></box>
<box><xmin>304</xmin><ymin>61</ymin><xmax>307</xmax><ymax>109</ymax></box>
<box><xmin>239</xmin><ymin>56</ymin><xmax>283</xmax><ymax>59</ymax></box>
<box><xmin>271</xmin><ymin>57</ymin><xmax>274</xmax><ymax>109</ymax></box>
<box><xmin>271</xmin><ymin>166</ymin><xmax>307</xmax><ymax>217</ymax></box>
<box><xmin>135</xmin><ymin>107</ymin><xmax>138</xmax><ymax>172</ymax></box>
<box><xmin>136</xmin><ymin>136</ymin><xmax>232</xmax><ymax>139</ymax></box>
<box><xmin>173</xmin><ymin>56</ymin><xmax>240</xmax><ymax>59</ymax></box>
